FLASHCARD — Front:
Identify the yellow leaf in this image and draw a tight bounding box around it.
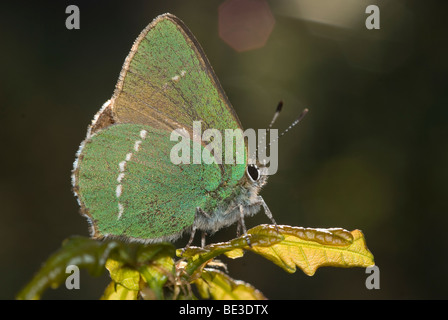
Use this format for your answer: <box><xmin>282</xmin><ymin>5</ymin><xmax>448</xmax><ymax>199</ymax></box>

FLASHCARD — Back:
<box><xmin>101</xmin><ymin>281</ymin><xmax>138</xmax><ymax>300</ymax></box>
<box><xmin>223</xmin><ymin>248</ymin><xmax>244</xmax><ymax>259</ymax></box>
<box><xmin>105</xmin><ymin>259</ymin><xmax>140</xmax><ymax>291</ymax></box>
<box><xmin>195</xmin><ymin>268</ymin><xmax>266</xmax><ymax>300</ymax></box>
<box><xmin>180</xmin><ymin>224</ymin><xmax>374</xmax><ymax>279</ymax></box>
<box><xmin>248</xmin><ymin>225</ymin><xmax>375</xmax><ymax>276</ymax></box>
<box><xmin>179</xmin><ymin>225</ymin><xmax>284</xmax><ymax>278</ymax></box>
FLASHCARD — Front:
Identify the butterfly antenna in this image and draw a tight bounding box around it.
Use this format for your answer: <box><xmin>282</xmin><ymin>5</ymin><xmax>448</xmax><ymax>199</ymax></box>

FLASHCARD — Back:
<box><xmin>249</xmin><ymin>101</ymin><xmax>284</xmax><ymax>164</ymax></box>
<box><xmin>267</xmin><ymin>108</ymin><xmax>309</xmax><ymax>147</ymax></box>
<box><xmin>268</xmin><ymin>101</ymin><xmax>283</xmax><ymax>130</ymax></box>
<box><xmin>279</xmin><ymin>108</ymin><xmax>309</xmax><ymax>139</ymax></box>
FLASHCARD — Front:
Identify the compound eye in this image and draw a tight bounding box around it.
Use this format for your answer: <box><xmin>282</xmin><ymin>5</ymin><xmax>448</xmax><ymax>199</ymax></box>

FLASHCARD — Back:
<box><xmin>247</xmin><ymin>164</ymin><xmax>260</xmax><ymax>182</ymax></box>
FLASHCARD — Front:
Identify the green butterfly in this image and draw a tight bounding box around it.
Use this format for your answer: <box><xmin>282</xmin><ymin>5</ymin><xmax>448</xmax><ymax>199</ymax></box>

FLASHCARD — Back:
<box><xmin>72</xmin><ymin>13</ymin><xmax>278</xmax><ymax>247</ymax></box>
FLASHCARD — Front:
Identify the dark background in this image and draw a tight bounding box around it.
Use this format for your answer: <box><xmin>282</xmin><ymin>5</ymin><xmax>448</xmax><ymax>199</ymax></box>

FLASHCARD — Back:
<box><xmin>1</xmin><ymin>0</ymin><xmax>447</xmax><ymax>299</ymax></box>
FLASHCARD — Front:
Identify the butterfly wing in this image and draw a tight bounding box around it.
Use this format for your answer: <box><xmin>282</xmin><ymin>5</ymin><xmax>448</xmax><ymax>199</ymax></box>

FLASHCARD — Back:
<box><xmin>104</xmin><ymin>13</ymin><xmax>247</xmax><ymax>187</ymax></box>
<box><xmin>110</xmin><ymin>13</ymin><xmax>243</xmax><ymax>135</ymax></box>
<box><xmin>109</xmin><ymin>13</ymin><xmax>247</xmax><ymax>205</ymax></box>
<box><xmin>75</xmin><ymin>124</ymin><xmax>221</xmax><ymax>241</ymax></box>
<box><xmin>74</xmin><ymin>14</ymin><xmax>246</xmax><ymax>242</ymax></box>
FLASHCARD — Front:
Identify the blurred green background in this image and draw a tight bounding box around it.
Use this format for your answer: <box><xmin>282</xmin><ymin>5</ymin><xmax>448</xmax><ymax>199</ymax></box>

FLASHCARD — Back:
<box><xmin>1</xmin><ymin>0</ymin><xmax>447</xmax><ymax>299</ymax></box>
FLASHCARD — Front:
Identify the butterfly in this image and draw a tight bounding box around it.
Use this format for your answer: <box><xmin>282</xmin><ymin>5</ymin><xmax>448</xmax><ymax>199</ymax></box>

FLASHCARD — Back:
<box><xmin>72</xmin><ymin>13</ymin><xmax>306</xmax><ymax>249</ymax></box>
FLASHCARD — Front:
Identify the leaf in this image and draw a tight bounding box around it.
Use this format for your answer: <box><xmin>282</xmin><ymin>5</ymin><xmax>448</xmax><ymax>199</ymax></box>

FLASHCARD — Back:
<box><xmin>17</xmin><ymin>237</ymin><xmax>118</xmax><ymax>300</ymax></box>
<box><xmin>248</xmin><ymin>225</ymin><xmax>375</xmax><ymax>276</ymax></box>
<box><xmin>103</xmin><ymin>245</ymin><xmax>176</xmax><ymax>300</ymax></box>
<box><xmin>195</xmin><ymin>268</ymin><xmax>266</xmax><ymax>300</ymax></box>
<box><xmin>17</xmin><ymin>236</ymin><xmax>175</xmax><ymax>300</ymax></box>
<box><xmin>101</xmin><ymin>281</ymin><xmax>139</xmax><ymax>300</ymax></box>
<box><xmin>178</xmin><ymin>225</ymin><xmax>284</xmax><ymax>278</ymax></box>
<box><xmin>139</xmin><ymin>255</ymin><xmax>174</xmax><ymax>300</ymax></box>
<box><xmin>179</xmin><ymin>224</ymin><xmax>374</xmax><ymax>278</ymax></box>
<box><xmin>105</xmin><ymin>259</ymin><xmax>140</xmax><ymax>291</ymax></box>
<box><xmin>223</xmin><ymin>248</ymin><xmax>244</xmax><ymax>259</ymax></box>
<box><xmin>18</xmin><ymin>224</ymin><xmax>374</xmax><ymax>299</ymax></box>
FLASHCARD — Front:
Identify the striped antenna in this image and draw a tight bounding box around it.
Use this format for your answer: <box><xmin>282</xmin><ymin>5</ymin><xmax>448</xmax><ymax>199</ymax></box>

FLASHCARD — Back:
<box><xmin>268</xmin><ymin>101</ymin><xmax>283</xmax><ymax>129</ymax></box>
<box><xmin>249</xmin><ymin>103</ymin><xmax>309</xmax><ymax>166</ymax></box>
<box><xmin>279</xmin><ymin>108</ymin><xmax>309</xmax><ymax>139</ymax></box>
<box><xmin>249</xmin><ymin>101</ymin><xmax>284</xmax><ymax>164</ymax></box>
<box><xmin>267</xmin><ymin>108</ymin><xmax>309</xmax><ymax>148</ymax></box>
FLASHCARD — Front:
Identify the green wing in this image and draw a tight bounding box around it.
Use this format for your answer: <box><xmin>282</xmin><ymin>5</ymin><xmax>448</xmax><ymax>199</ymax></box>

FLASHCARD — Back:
<box><xmin>110</xmin><ymin>13</ymin><xmax>246</xmax><ymax>188</ymax></box>
<box><xmin>74</xmin><ymin>14</ymin><xmax>248</xmax><ymax>242</ymax></box>
<box><xmin>111</xmin><ymin>13</ymin><xmax>242</xmax><ymax>136</ymax></box>
<box><xmin>76</xmin><ymin>124</ymin><xmax>222</xmax><ymax>241</ymax></box>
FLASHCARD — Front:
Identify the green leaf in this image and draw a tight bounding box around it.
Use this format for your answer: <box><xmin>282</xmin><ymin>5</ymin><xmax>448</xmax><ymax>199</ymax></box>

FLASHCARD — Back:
<box><xmin>139</xmin><ymin>255</ymin><xmax>174</xmax><ymax>300</ymax></box>
<box><xmin>17</xmin><ymin>236</ymin><xmax>175</xmax><ymax>300</ymax></box>
<box><xmin>195</xmin><ymin>268</ymin><xmax>266</xmax><ymax>300</ymax></box>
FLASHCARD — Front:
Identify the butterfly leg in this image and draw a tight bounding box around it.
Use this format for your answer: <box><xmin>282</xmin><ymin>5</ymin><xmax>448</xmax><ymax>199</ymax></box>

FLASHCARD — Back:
<box><xmin>181</xmin><ymin>207</ymin><xmax>211</xmax><ymax>255</ymax></box>
<box><xmin>201</xmin><ymin>231</ymin><xmax>207</xmax><ymax>248</ymax></box>
<box><xmin>197</xmin><ymin>208</ymin><xmax>211</xmax><ymax>247</ymax></box>
<box><xmin>181</xmin><ymin>224</ymin><xmax>197</xmax><ymax>256</ymax></box>
<box><xmin>236</xmin><ymin>220</ymin><xmax>242</xmax><ymax>237</ymax></box>
<box><xmin>239</xmin><ymin>205</ymin><xmax>252</xmax><ymax>247</ymax></box>
<box><xmin>258</xmin><ymin>196</ymin><xmax>279</xmax><ymax>233</ymax></box>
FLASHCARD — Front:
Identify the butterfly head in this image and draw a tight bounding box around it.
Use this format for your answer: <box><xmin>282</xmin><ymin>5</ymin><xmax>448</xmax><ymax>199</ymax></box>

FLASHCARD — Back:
<box><xmin>243</xmin><ymin>162</ymin><xmax>269</xmax><ymax>192</ymax></box>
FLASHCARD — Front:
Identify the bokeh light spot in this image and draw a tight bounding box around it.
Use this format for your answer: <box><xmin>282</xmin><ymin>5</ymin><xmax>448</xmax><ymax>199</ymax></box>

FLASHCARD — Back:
<box><xmin>218</xmin><ymin>0</ymin><xmax>275</xmax><ymax>52</ymax></box>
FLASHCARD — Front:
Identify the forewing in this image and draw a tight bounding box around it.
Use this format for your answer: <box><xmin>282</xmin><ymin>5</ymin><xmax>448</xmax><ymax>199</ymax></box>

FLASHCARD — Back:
<box><xmin>111</xmin><ymin>13</ymin><xmax>243</xmax><ymax>135</ymax></box>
